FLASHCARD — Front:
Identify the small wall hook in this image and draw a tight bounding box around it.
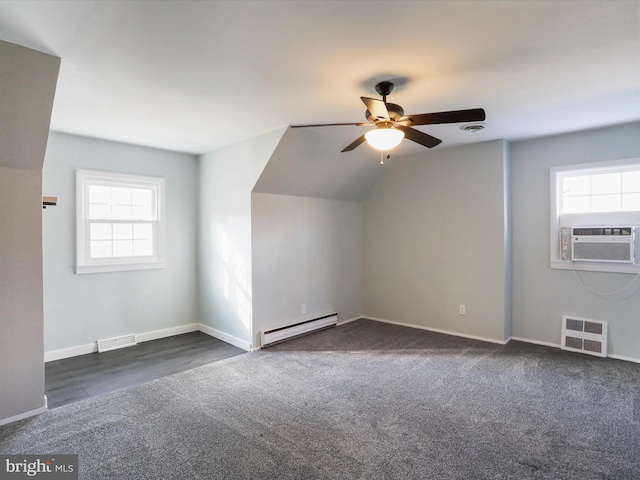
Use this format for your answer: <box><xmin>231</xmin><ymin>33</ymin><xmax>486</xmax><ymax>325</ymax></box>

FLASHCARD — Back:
<box><xmin>43</xmin><ymin>196</ymin><xmax>57</xmax><ymax>209</ymax></box>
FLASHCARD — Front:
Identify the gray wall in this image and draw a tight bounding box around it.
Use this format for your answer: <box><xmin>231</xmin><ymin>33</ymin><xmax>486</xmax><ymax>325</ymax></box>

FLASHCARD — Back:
<box><xmin>0</xmin><ymin>40</ymin><xmax>59</xmax><ymax>423</ymax></box>
<box><xmin>511</xmin><ymin>122</ymin><xmax>640</xmax><ymax>359</ymax></box>
<box><xmin>198</xmin><ymin>129</ymin><xmax>284</xmax><ymax>348</ymax></box>
<box><xmin>252</xmin><ymin>193</ymin><xmax>362</xmax><ymax>346</ymax></box>
<box><xmin>0</xmin><ymin>168</ymin><xmax>46</xmax><ymax>421</ymax></box>
<box><xmin>0</xmin><ymin>41</ymin><xmax>58</xmax><ymax>170</ymax></box>
<box><xmin>362</xmin><ymin>140</ymin><xmax>510</xmax><ymax>342</ymax></box>
<box><xmin>42</xmin><ymin>132</ymin><xmax>199</xmax><ymax>352</ymax></box>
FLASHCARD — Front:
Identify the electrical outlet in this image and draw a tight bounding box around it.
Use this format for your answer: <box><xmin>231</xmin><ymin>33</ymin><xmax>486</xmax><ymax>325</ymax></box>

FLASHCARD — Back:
<box><xmin>302</xmin><ymin>304</ymin><xmax>307</xmax><ymax>314</ymax></box>
<box><xmin>458</xmin><ymin>304</ymin><xmax>466</xmax><ymax>315</ymax></box>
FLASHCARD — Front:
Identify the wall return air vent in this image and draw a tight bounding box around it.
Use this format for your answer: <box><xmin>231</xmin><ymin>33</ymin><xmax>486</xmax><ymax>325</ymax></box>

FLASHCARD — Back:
<box><xmin>561</xmin><ymin>316</ymin><xmax>607</xmax><ymax>358</ymax></box>
<box><xmin>97</xmin><ymin>333</ymin><xmax>137</xmax><ymax>353</ymax></box>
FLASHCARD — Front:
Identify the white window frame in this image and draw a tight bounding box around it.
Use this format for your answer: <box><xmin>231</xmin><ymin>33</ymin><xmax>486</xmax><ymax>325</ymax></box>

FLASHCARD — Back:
<box><xmin>76</xmin><ymin>169</ymin><xmax>166</xmax><ymax>274</ymax></box>
<box><xmin>550</xmin><ymin>157</ymin><xmax>640</xmax><ymax>274</ymax></box>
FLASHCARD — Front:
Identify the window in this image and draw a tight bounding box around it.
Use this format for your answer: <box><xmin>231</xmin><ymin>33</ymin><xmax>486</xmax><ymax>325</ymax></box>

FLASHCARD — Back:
<box><xmin>559</xmin><ymin>168</ymin><xmax>640</xmax><ymax>214</ymax></box>
<box><xmin>550</xmin><ymin>158</ymin><xmax>640</xmax><ymax>273</ymax></box>
<box><xmin>76</xmin><ymin>170</ymin><xmax>165</xmax><ymax>274</ymax></box>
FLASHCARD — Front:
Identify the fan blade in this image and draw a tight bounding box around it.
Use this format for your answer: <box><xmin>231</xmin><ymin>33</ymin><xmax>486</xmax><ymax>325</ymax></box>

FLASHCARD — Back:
<box><xmin>341</xmin><ymin>134</ymin><xmax>367</xmax><ymax>152</ymax></box>
<box><xmin>397</xmin><ymin>126</ymin><xmax>442</xmax><ymax>148</ymax></box>
<box><xmin>361</xmin><ymin>97</ymin><xmax>390</xmax><ymax>121</ymax></box>
<box><xmin>402</xmin><ymin>108</ymin><xmax>485</xmax><ymax>126</ymax></box>
<box><xmin>291</xmin><ymin>122</ymin><xmax>370</xmax><ymax>128</ymax></box>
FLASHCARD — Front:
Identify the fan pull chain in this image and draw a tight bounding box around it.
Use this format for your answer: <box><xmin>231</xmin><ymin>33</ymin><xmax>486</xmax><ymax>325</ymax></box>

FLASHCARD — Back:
<box><xmin>380</xmin><ymin>151</ymin><xmax>384</xmax><ymax>165</ymax></box>
<box><xmin>380</xmin><ymin>151</ymin><xmax>392</xmax><ymax>165</ymax></box>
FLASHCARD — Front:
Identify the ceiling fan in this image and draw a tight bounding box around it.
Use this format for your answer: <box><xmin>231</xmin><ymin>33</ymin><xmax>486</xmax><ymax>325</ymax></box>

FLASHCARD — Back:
<box><xmin>291</xmin><ymin>81</ymin><xmax>485</xmax><ymax>155</ymax></box>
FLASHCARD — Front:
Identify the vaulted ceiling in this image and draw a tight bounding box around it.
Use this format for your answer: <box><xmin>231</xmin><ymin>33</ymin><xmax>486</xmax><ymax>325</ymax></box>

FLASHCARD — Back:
<box><xmin>0</xmin><ymin>1</ymin><xmax>638</xmax><ymax>158</ymax></box>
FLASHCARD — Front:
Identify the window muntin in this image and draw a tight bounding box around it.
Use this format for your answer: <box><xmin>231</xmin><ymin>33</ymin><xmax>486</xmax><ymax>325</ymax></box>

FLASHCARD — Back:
<box><xmin>76</xmin><ymin>170</ymin><xmax>165</xmax><ymax>274</ymax></box>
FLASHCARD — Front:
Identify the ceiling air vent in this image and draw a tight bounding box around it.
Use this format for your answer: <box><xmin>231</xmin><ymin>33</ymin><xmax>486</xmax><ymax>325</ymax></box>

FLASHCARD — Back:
<box><xmin>561</xmin><ymin>316</ymin><xmax>607</xmax><ymax>357</ymax></box>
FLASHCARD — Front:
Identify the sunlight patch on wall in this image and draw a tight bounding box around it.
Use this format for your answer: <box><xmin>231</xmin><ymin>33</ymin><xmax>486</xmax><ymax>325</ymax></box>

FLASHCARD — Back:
<box><xmin>236</xmin><ymin>286</ymin><xmax>252</xmax><ymax>332</ymax></box>
<box><xmin>223</xmin><ymin>268</ymin><xmax>230</xmax><ymax>300</ymax></box>
<box><xmin>216</xmin><ymin>227</ymin><xmax>229</xmax><ymax>263</ymax></box>
<box><xmin>213</xmin><ymin>224</ymin><xmax>252</xmax><ymax>336</ymax></box>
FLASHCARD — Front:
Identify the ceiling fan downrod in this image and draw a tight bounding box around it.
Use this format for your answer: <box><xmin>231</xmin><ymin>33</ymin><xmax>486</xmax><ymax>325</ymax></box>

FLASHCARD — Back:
<box><xmin>375</xmin><ymin>81</ymin><xmax>394</xmax><ymax>103</ymax></box>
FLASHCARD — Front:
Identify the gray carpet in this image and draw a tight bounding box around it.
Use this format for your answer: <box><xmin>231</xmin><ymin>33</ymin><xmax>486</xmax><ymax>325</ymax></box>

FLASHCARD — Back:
<box><xmin>1</xmin><ymin>319</ymin><xmax>639</xmax><ymax>479</ymax></box>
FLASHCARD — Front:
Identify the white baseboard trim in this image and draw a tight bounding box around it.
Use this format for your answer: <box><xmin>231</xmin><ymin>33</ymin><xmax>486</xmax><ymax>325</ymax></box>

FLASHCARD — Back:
<box><xmin>509</xmin><ymin>336</ymin><xmax>561</xmax><ymax>349</ymax></box>
<box><xmin>0</xmin><ymin>405</ymin><xmax>47</xmax><ymax>427</ymax></box>
<box><xmin>608</xmin><ymin>353</ymin><xmax>640</xmax><ymax>364</ymax></box>
<box><xmin>198</xmin><ymin>323</ymin><xmax>253</xmax><ymax>352</ymax></box>
<box><xmin>337</xmin><ymin>316</ymin><xmax>361</xmax><ymax>326</ymax></box>
<box><xmin>136</xmin><ymin>323</ymin><xmax>198</xmax><ymax>343</ymax></box>
<box><xmin>509</xmin><ymin>336</ymin><xmax>640</xmax><ymax>364</ymax></box>
<box><xmin>364</xmin><ymin>316</ymin><xmax>510</xmax><ymax>345</ymax></box>
<box><xmin>45</xmin><ymin>342</ymin><xmax>97</xmax><ymax>363</ymax></box>
<box><xmin>45</xmin><ymin>323</ymin><xmax>200</xmax><ymax>362</ymax></box>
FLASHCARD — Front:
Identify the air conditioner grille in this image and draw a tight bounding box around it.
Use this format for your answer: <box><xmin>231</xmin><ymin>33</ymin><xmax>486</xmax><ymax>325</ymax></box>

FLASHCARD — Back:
<box><xmin>574</xmin><ymin>243</ymin><xmax>631</xmax><ymax>262</ymax></box>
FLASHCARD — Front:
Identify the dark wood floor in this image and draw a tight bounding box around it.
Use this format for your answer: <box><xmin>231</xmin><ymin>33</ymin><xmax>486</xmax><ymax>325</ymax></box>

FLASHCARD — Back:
<box><xmin>45</xmin><ymin>331</ymin><xmax>245</xmax><ymax>409</ymax></box>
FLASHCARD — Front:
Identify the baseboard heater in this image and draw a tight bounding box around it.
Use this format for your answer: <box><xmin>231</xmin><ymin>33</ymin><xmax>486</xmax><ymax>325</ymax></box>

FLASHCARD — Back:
<box><xmin>561</xmin><ymin>315</ymin><xmax>607</xmax><ymax>358</ymax></box>
<box><xmin>97</xmin><ymin>333</ymin><xmax>137</xmax><ymax>353</ymax></box>
<box><xmin>261</xmin><ymin>313</ymin><xmax>337</xmax><ymax>348</ymax></box>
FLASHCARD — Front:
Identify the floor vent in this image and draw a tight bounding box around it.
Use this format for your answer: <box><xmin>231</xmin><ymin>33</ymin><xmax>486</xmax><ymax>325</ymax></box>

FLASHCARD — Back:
<box><xmin>97</xmin><ymin>333</ymin><xmax>137</xmax><ymax>353</ymax></box>
<box><xmin>561</xmin><ymin>316</ymin><xmax>607</xmax><ymax>357</ymax></box>
<box><xmin>261</xmin><ymin>313</ymin><xmax>338</xmax><ymax>348</ymax></box>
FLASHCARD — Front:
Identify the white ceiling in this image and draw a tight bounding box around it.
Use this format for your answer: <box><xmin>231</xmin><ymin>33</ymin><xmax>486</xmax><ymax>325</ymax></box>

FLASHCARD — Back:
<box><xmin>0</xmin><ymin>0</ymin><xmax>638</xmax><ymax>156</ymax></box>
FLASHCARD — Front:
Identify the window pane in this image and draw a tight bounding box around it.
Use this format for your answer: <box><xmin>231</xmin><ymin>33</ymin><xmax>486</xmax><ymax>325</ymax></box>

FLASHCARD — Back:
<box><xmin>90</xmin><ymin>241</ymin><xmax>112</xmax><ymax>258</ymax></box>
<box><xmin>591</xmin><ymin>173</ymin><xmax>621</xmax><ymax>195</ymax></box>
<box><xmin>112</xmin><ymin>187</ymin><xmax>132</xmax><ymax>205</ymax></box>
<box><xmin>89</xmin><ymin>185</ymin><xmax>111</xmax><ymax>204</ymax></box>
<box><xmin>591</xmin><ymin>194</ymin><xmax>621</xmax><ymax>212</ymax></box>
<box><xmin>562</xmin><ymin>175</ymin><xmax>590</xmax><ymax>196</ymax></box>
<box><xmin>562</xmin><ymin>195</ymin><xmax>591</xmax><ymax>214</ymax></box>
<box><xmin>112</xmin><ymin>205</ymin><xmax>132</xmax><ymax>220</ymax></box>
<box><xmin>133</xmin><ymin>239</ymin><xmax>153</xmax><ymax>256</ymax></box>
<box><xmin>132</xmin><ymin>188</ymin><xmax>152</xmax><ymax>206</ymax></box>
<box><xmin>89</xmin><ymin>204</ymin><xmax>111</xmax><ymax>219</ymax></box>
<box><xmin>113</xmin><ymin>240</ymin><xmax>133</xmax><ymax>257</ymax></box>
<box><xmin>622</xmin><ymin>171</ymin><xmax>640</xmax><ymax>193</ymax></box>
<box><xmin>113</xmin><ymin>223</ymin><xmax>132</xmax><ymax>240</ymax></box>
<box><xmin>622</xmin><ymin>193</ymin><xmax>640</xmax><ymax>211</ymax></box>
<box><xmin>132</xmin><ymin>206</ymin><xmax>153</xmax><ymax>220</ymax></box>
<box><xmin>133</xmin><ymin>223</ymin><xmax>153</xmax><ymax>239</ymax></box>
<box><xmin>90</xmin><ymin>223</ymin><xmax>112</xmax><ymax>240</ymax></box>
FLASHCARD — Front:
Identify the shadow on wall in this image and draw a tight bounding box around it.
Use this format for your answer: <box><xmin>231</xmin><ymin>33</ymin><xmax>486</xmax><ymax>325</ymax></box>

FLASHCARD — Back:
<box><xmin>215</xmin><ymin>224</ymin><xmax>252</xmax><ymax>335</ymax></box>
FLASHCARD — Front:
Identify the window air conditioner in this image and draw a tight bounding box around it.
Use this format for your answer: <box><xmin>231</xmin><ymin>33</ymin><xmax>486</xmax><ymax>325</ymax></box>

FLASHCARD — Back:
<box><xmin>571</xmin><ymin>226</ymin><xmax>636</xmax><ymax>264</ymax></box>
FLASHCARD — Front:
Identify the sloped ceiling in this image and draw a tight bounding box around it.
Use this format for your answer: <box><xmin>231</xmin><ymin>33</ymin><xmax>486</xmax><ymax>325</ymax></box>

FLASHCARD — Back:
<box><xmin>0</xmin><ymin>40</ymin><xmax>59</xmax><ymax>170</ymax></box>
<box><xmin>0</xmin><ymin>0</ymin><xmax>637</xmax><ymax>157</ymax></box>
<box><xmin>253</xmin><ymin>127</ymin><xmax>390</xmax><ymax>202</ymax></box>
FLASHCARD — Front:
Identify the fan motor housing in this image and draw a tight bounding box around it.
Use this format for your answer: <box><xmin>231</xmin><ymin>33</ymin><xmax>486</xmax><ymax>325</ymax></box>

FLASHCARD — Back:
<box><xmin>366</xmin><ymin>103</ymin><xmax>404</xmax><ymax>123</ymax></box>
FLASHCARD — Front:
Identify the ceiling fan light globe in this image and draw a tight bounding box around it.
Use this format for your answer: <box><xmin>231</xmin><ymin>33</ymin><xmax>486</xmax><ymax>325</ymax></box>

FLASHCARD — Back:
<box><xmin>365</xmin><ymin>128</ymin><xmax>404</xmax><ymax>150</ymax></box>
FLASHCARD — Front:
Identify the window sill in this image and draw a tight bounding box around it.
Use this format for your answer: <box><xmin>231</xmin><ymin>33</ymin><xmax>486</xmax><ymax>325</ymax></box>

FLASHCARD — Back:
<box><xmin>76</xmin><ymin>261</ymin><xmax>165</xmax><ymax>275</ymax></box>
<box><xmin>551</xmin><ymin>260</ymin><xmax>640</xmax><ymax>275</ymax></box>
